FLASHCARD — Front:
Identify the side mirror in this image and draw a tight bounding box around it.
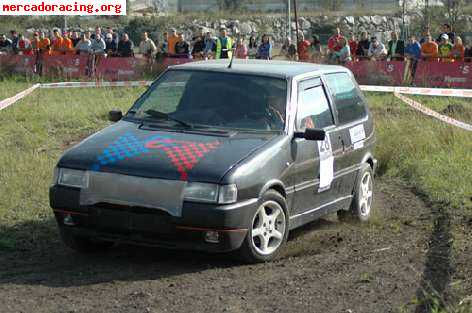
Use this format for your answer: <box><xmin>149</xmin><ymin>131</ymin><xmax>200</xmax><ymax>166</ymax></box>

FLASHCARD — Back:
<box><xmin>108</xmin><ymin>110</ymin><xmax>123</xmax><ymax>122</ymax></box>
<box><xmin>294</xmin><ymin>128</ymin><xmax>326</xmax><ymax>141</ymax></box>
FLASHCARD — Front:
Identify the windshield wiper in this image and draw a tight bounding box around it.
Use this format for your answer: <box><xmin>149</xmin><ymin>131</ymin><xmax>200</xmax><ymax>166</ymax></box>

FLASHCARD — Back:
<box><xmin>143</xmin><ymin>109</ymin><xmax>192</xmax><ymax>128</ymax></box>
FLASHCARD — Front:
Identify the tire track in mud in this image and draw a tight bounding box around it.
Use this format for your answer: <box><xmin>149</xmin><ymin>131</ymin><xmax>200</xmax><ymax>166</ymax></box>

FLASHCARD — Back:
<box><xmin>415</xmin><ymin>205</ymin><xmax>454</xmax><ymax>313</ymax></box>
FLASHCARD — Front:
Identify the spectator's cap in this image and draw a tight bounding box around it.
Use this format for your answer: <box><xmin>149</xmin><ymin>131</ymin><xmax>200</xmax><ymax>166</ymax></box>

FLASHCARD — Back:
<box><xmin>440</xmin><ymin>33</ymin><xmax>449</xmax><ymax>40</ymax></box>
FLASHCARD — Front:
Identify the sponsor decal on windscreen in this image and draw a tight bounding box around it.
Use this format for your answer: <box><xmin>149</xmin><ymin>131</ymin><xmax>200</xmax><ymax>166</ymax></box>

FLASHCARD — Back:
<box><xmin>0</xmin><ymin>0</ymin><xmax>125</xmax><ymax>15</ymax></box>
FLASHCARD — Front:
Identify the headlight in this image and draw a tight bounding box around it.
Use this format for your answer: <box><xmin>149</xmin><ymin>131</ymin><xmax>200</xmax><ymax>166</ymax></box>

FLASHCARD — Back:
<box><xmin>52</xmin><ymin>167</ymin><xmax>60</xmax><ymax>185</ymax></box>
<box><xmin>57</xmin><ymin>168</ymin><xmax>89</xmax><ymax>189</ymax></box>
<box><xmin>184</xmin><ymin>183</ymin><xmax>237</xmax><ymax>204</ymax></box>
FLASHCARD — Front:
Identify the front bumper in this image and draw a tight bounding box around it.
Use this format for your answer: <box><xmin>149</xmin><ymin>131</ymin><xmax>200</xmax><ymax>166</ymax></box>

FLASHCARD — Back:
<box><xmin>50</xmin><ymin>185</ymin><xmax>257</xmax><ymax>252</ymax></box>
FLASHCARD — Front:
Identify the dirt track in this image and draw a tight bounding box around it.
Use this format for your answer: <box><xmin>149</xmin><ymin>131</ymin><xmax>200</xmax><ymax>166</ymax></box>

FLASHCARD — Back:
<box><xmin>0</xmin><ymin>179</ymin><xmax>453</xmax><ymax>313</ymax></box>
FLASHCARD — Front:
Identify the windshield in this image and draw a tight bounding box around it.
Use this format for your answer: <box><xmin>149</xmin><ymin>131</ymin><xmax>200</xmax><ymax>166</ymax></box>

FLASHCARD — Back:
<box><xmin>128</xmin><ymin>70</ymin><xmax>288</xmax><ymax>132</ymax></box>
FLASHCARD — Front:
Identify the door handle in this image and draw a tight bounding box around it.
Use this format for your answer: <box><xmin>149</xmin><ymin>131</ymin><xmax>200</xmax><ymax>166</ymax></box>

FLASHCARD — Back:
<box><xmin>339</xmin><ymin>135</ymin><xmax>345</xmax><ymax>153</ymax></box>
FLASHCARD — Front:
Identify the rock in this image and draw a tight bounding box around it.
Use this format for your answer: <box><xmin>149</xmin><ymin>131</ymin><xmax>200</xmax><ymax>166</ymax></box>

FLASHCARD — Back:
<box><xmin>299</xmin><ymin>17</ymin><xmax>311</xmax><ymax>30</ymax></box>
<box><xmin>239</xmin><ymin>22</ymin><xmax>252</xmax><ymax>35</ymax></box>
<box><xmin>344</xmin><ymin>16</ymin><xmax>355</xmax><ymax>25</ymax></box>
<box><xmin>372</xmin><ymin>15</ymin><xmax>384</xmax><ymax>26</ymax></box>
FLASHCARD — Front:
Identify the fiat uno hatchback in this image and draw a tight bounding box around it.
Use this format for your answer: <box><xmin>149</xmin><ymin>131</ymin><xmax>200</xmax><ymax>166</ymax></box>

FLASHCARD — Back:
<box><xmin>50</xmin><ymin>60</ymin><xmax>377</xmax><ymax>262</ymax></box>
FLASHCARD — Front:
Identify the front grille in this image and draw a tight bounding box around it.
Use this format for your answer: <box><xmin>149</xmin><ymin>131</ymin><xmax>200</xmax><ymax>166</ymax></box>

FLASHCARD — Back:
<box><xmin>93</xmin><ymin>203</ymin><xmax>172</xmax><ymax>216</ymax></box>
<box><xmin>88</xmin><ymin>203</ymin><xmax>175</xmax><ymax>235</ymax></box>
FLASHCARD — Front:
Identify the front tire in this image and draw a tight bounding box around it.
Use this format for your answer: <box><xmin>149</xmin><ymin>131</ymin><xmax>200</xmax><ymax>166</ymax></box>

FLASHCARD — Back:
<box><xmin>238</xmin><ymin>190</ymin><xmax>289</xmax><ymax>263</ymax></box>
<box><xmin>338</xmin><ymin>163</ymin><xmax>374</xmax><ymax>222</ymax></box>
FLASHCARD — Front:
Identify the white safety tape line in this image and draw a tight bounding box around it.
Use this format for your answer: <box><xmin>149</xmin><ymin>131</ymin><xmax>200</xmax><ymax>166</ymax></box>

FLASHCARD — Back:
<box><xmin>360</xmin><ymin>85</ymin><xmax>472</xmax><ymax>98</ymax></box>
<box><xmin>394</xmin><ymin>92</ymin><xmax>472</xmax><ymax>132</ymax></box>
<box><xmin>0</xmin><ymin>84</ymin><xmax>40</xmax><ymax>111</ymax></box>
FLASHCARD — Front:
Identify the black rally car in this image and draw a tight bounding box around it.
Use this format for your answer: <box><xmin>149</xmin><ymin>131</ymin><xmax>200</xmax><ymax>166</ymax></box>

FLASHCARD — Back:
<box><xmin>50</xmin><ymin>60</ymin><xmax>377</xmax><ymax>262</ymax></box>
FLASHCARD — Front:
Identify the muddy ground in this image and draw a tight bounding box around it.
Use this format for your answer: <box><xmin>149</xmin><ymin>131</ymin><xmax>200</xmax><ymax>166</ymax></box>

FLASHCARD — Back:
<box><xmin>0</xmin><ymin>179</ymin><xmax>463</xmax><ymax>313</ymax></box>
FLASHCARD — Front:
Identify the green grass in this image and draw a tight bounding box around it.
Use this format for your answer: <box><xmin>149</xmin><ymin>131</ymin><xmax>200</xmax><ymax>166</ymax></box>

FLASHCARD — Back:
<box><xmin>0</xmin><ymin>85</ymin><xmax>145</xmax><ymax>250</ymax></box>
<box><xmin>368</xmin><ymin>93</ymin><xmax>472</xmax><ymax>210</ymax></box>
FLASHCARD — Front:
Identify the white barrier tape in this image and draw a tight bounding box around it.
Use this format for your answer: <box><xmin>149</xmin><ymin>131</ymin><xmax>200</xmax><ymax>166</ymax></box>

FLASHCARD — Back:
<box><xmin>0</xmin><ymin>84</ymin><xmax>40</xmax><ymax>111</ymax></box>
<box><xmin>360</xmin><ymin>85</ymin><xmax>472</xmax><ymax>98</ymax></box>
<box><xmin>394</xmin><ymin>92</ymin><xmax>472</xmax><ymax>132</ymax></box>
<box><xmin>40</xmin><ymin>81</ymin><xmax>152</xmax><ymax>89</ymax></box>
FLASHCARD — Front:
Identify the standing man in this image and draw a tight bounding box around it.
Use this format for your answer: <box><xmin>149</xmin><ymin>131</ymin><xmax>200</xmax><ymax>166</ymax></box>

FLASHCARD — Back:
<box><xmin>404</xmin><ymin>35</ymin><xmax>422</xmax><ymax>83</ymax></box>
<box><xmin>387</xmin><ymin>31</ymin><xmax>405</xmax><ymax>61</ymax></box>
<box><xmin>10</xmin><ymin>30</ymin><xmax>19</xmax><ymax>54</ymax></box>
<box><xmin>348</xmin><ymin>32</ymin><xmax>358</xmax><ymax>59</ymax></box>
<box><xmin>437</xmin><ymin>23</ymin><xmax>455</xmax><ymax>44</ymax></box>
<box><xmin>70</xmin><ymin>31</ymin><xmax>81</xmax><ymax>47</ymax></box>
<box><xmin>174</xmin><ymin>33</ymin><xmax>190</xmax><ymax>58</ymax></box>
<box><xmin>50</xmin><ymin>29</ymin><xmax>63</xmax><ymax>55</ymax></box>
<box><xmin>438</xmin><ymin>34</ymin><xmax>453</xmax><ymax>62</ymax></box>
<box><xmin>297</xmin><ymin>31</ymin><xmax>311</xmax><ymax>61</ymax></box>
<box><xmin>367</xmin><ymin>37</ymin><xmax>387</xmax><ymax>60</ymax></box>
<box><xmin>327</xmin><ymin>27</ymin><xmax>344</xmax><ymax>55</ymax></box>
<box><xmin>0</xmin><ymin>34</ymin><xmax>13</xmax><ymax>53</ymax></box>
<box><xmin>61</xmin><ymin>32</ymin><xmax>74</xmax><ymax>54</ymax></box>
<box><xmin>104</xmin><ymin>33</ymin><xmax>117</xmax><ymax>56</ymax></box>
<box><xmin>139</xmin><ymin>32</ymin><xmax>157</xmax><ymax>61</ymax></box>
<box><xmin>356</xmin><ymin>31</ymin><xmax>370</xmax><ymax>58</ymax></box>
<box><xmin>117</xmin><ymin>33</ymin><xmax>134</xmax><ymax>57</ymax></box>
<box><xmin>421</xmin><ymin>34</ymin><xmax>438</xmax><ymax>61</ymax></box>
<box><xmin>167</xmin><ymin>28</ymin><xmax>179</xmax><ymax>56</ymax></box>
<box><xmin>203</xmin><ymin>31</ymin><xmax>216</xmax><ymax>59</ymax></box>
<box><xmin>17</xmin><ymin>34</ymin><xmax>33</xmax><ymax>56</ymax></box>
<box><xmin>216</xmin><ymin>27</ymin><xmax>233</xmax><ymax>59</ymax></box>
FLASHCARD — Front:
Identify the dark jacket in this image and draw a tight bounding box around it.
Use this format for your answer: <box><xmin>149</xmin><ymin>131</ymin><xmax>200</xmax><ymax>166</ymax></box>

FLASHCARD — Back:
<box><xmin>105</xmin><ymin>40</ymin><xmax>117</xmax><ymax>53</ymax></box>
<box><xmin>175</xmin><ymin>41</ymin><xmax>190</xmax><ymax>57</ymax></box>
<box><xmin>387</xmin><ymin>40</ymin><xmax>405</xmax><ymax>60</ymax></box>
<box><xmin>117</xmin><ymin>39</ymin><xmax>134</xmax><ymax>57</ymax></box>
<box><xmin>356</xmin><ymin>39</ymin><xmax>370</xmax><ymax>57</ymax></box>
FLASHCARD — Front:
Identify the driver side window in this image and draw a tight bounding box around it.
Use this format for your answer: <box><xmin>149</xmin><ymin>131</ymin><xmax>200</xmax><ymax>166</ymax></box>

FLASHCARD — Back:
<box><xmin>296</xmin><ymin>80</ymin><xmax>335</xmax><ymax>131</ymax></box>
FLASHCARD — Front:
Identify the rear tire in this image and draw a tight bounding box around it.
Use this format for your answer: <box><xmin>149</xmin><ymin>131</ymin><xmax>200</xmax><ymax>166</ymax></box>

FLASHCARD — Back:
<box><xmin>338</xmin><ymin>163</ymin><xmax>374</xmax><ymax>222</ymax></box>
<box><xmin>237</xmin><ymin>190</ymin><xmax>289</xmax><ymax>263</ymax></box>
<box><xmin>60</xmin><ymin>228</ymin><xmax>114</xmax><ymax>253</ymax></box>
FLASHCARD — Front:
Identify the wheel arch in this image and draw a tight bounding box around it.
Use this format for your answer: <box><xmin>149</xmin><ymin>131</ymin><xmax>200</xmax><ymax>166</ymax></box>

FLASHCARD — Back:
<box><xmin>258</xmin><ymin>179</ymin><xmax>287</xmax><ymax>199</ymax></box>
<box><xmin>361</xmin><ymin>152</ymin><xmax>376</xmax><ymax>171</ymax></box>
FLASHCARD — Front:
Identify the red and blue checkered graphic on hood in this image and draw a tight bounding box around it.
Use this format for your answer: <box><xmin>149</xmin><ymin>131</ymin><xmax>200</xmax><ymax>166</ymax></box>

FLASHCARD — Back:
<box><xmin>92</xmin><ymin>132</ymin><xmax>221</xmax><ymax>181</ymax></box>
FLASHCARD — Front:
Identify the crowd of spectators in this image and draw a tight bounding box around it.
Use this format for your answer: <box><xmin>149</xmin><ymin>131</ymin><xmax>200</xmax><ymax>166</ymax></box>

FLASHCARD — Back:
<box><xmin>1</xmin><ymin>23</ymin><xmax>471</xmax><ymax>66</ymax></box>
<box><xmin>313</xmin><ymin>24</ymin><xmax>472</xmax><ymax>65</ymax></box>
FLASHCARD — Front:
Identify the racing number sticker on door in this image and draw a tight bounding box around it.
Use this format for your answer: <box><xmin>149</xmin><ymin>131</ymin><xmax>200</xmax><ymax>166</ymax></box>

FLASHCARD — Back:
<box><xmin>318</xmin><ymin>134</ymin><xmax>334</xmax><ymax>192</ymax></box>
<box><xmin>349</xmin><ymin>124</ymin><xmax>366</xmax><ymax>150</ymax></box>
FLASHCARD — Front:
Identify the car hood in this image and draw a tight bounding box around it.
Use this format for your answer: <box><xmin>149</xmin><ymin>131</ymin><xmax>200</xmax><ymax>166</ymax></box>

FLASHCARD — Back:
<box><xmin>58</xmin><ymin>120</ymin><xmax>278</xmax><ymax>182</ymax></box>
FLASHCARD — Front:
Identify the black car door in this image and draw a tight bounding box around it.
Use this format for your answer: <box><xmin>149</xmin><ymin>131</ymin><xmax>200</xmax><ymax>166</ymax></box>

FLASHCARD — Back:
<box><xmin>323</xmin><ymin>72</ymin><xmax>371</xmax><ymax>196</ymax></box>
<box><xmin>291</xmin><ymin>77</ymin><xmax>345</xmax><ymax>217</ymax></box>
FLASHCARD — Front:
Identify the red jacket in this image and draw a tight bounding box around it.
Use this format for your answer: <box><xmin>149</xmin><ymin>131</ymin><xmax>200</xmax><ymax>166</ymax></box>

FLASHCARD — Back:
<box><xmin>328</xmin><ymin>34</ymin><xmax>344</xmax><ymax>52</ymax></box>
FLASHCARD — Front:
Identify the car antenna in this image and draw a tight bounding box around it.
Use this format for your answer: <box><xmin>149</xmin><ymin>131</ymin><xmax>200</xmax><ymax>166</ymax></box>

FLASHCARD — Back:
<box><xmin>228</xmin><ymin>30</ymin><xmax>239</xmax><ymax>69</ymax></box>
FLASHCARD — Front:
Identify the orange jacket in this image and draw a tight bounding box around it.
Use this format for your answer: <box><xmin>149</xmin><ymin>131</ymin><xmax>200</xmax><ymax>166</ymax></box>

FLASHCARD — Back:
<box><xmin>51</xmin><ymin>36</ymin><xmax>63</xmax><ymax>55</ymax></box>
<box><xmin>167</xmin><ymin>34</ymin><xmax>179</xmax><ymax>55</ymax></box>
<box><xmin>451</xmin><ymin>45</ymin><xmax>465</xmax><ymax>61</ymax></box>
<box><xmin>421</xmin><ymin>42</ymin><xmax>438</xmax><ymax>61</ymax></box>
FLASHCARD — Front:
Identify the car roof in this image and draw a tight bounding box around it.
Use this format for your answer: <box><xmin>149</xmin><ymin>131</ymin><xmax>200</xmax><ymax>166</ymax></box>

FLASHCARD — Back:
<box><xmin>169</xmin><ymin>59</ymin><xmax>349</xmax><ymax>79</ymax></box>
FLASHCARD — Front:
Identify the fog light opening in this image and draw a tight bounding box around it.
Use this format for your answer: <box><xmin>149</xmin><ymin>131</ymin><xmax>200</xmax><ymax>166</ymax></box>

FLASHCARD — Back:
<box><xmin>63</xmin><ymin>214</ymin><xmax>75</xmax><ymax>226</ymax></box>
<box><xmin>204</xmin><ymin>231</ymin><xmax>220</xmax><ymax>244</ymax></box>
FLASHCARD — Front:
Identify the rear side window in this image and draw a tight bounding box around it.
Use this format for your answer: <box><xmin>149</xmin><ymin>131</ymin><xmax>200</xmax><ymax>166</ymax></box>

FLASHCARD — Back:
<box><xmin>324</xmin><ymin>72</ymin><xmax>367</xmax><ymax>124</ymax></box>
<box><xmin>297</xmin><ymin>79</ymin><xmax>335</xmax><ymax>131</ymax></box>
